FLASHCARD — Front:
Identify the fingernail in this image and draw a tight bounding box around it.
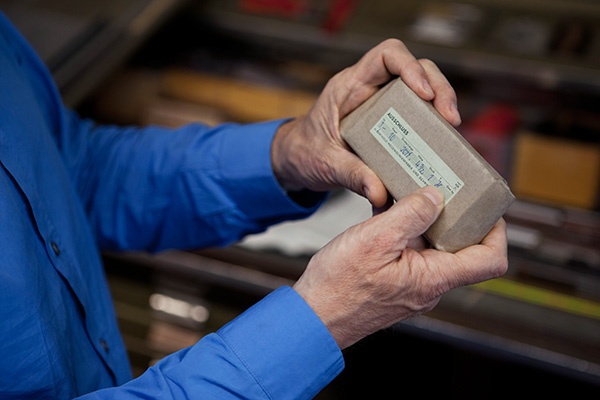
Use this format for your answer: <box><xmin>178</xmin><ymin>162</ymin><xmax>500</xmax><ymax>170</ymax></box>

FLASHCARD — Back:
<box><xmin>422</xmin><ymin>186</ymin><xmax>444</xmax><ymax>206</ymax></box>
<box><xmin>422</xmin><ymin>79</ymin><xmax>434</xmax><ymax>96</ymax></box>
<box><xmin>451</xmin><ymin>102</ymin><xmax>461</xmax><ymax>124</ymax></box>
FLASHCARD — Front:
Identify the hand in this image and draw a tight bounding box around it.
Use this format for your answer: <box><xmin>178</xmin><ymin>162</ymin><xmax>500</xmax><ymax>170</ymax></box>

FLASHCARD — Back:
<box><xmin>293</xmin><ymin>186</ymin><xmax>508</xmax><ymax>349</ymax></box>
<box><xmin>271</xmin><ymin>39</ymin><xmax>461</xmax><ymax>207</ymax></box>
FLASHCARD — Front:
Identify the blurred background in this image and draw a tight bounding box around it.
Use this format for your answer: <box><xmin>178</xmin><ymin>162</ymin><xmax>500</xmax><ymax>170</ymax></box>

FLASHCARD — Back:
<box><xmin>1</xmin><ymin>0</ymin><xmax>599</xmax><ymax>397</ymax></box>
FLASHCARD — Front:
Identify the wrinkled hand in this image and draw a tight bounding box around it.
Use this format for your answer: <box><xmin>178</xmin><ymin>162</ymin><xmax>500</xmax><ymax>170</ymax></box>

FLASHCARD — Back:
<box><xmin>293</xmin><ymin>186</ymin><xmax>508</xmax><ymax>349</ymax></box>
<box><xmin>271</xmin><ymin>39</ymin><xmax>461</xmax><ymax>207</ymax></box>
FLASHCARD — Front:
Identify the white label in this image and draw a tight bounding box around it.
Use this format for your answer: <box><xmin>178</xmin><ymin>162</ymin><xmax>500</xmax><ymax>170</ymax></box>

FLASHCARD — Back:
<box><xmin>370</xmin><ymin>107</ymin><xmax>464</xmax><ymax>204</ymax></box>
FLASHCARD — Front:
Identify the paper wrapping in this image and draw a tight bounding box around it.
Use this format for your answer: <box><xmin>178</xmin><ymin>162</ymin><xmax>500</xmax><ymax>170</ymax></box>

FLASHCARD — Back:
<box><xmin>341</xmin><ymin>78</ymin><xmax>515</xmax><ymax>252</ymax></box>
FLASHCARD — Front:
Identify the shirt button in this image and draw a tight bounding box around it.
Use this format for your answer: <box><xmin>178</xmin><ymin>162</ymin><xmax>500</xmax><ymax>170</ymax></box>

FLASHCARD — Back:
<box><xmin>50</xmin><ymin>242</ymin><xmax>60</xmax><ymax>256</ymax></box>
<box><xmin>100</xmin><ymin>339</ymin><xmax>109</xmax><ymax>354</ymax></box>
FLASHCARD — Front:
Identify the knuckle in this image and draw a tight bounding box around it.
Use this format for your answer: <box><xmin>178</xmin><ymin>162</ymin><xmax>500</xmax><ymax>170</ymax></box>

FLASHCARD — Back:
<box><xmin>348</xmin><ymin>163</ymin><xmax>364</xmax><ymax>185</ymax></box>
<box><xmin>315</xmin><ymin>152</ymin><xmax>335</xmax><ymax>179</ymax></box>
<box><xmin>406</xmin><ymin>292</ymin><xmax>439</xmax><ymax>315</ymax></box>
<box><xmin>371</xmin><ymin>232</ymin><xmax>398</xmax><ymax>254</ymax></box>
<box><xmin>402</xmin><ymin>251</ymin><xmax>437</xmax><ymax>306</ymax></box>
<box><xmin>366</xmin><ymin>220</ymin><xmax>398</xmax><ymax>253</ymax></box>
<box><xmin>381</xmin><ymin>38</ymin><xmax>405</xmax><ymax>49</ymax></box>
<box><xmin>420</xmin><ymin>297</ymin><xmax>440</xmax><ymax>314</ymax></box>
<box><xmin>377</xmin><ymin>38</ymin><xmax>408</xmax><ymax>59</ymax></box>
<box><xmin>418</xmin><ymin>58</ymin><xmax>437</xmax><ymax>69</ymax></box>
<box><xmin>403</xmin><ymin>194</ymin><xmax>436</xmax><ymax>227</ymax></box>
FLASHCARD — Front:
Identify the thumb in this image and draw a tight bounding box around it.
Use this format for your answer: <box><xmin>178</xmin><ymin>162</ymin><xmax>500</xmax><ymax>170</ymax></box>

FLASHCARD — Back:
<box><xmin>391</xmin><ymin>186</ymin><xmax>445</xmax><ymax>240</ymax></box>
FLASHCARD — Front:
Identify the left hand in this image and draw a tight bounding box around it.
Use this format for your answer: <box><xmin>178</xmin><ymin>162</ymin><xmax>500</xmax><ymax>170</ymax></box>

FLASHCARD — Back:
<box><xmin>271</xmin><ymin>39</ymin><xmax>461</xmax><ymax>208</ymax></box>
<box><xmin>293</xmin><ymin>186</ymin><xmax>508</xmax><ymax>349</ymax></box>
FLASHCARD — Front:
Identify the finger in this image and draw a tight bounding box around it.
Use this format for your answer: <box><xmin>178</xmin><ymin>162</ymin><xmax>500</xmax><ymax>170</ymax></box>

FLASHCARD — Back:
<box><xmin>444</xmin><ymin>219</ymin><xmax>509</xmax><ymax>287</ymax></box>
<box><xmin>372</xmin><ymin>194</ymin><xmax>394</xmax><ymax>216</ymax></box>
<box><xmin>419</xmin><ymin>58</ymin><xmax>462</xmax><ymax>126</ymax></box>
<box><xmin>456</xmin><ymin>218</ymin><xmax>507</xmax><ymax>260</ymax></box>
<box><xmin>480</xmin><ymin>218</ymin><xmax>508</xmax><ymax>255</ymax></box>
<box><xmin>387</xmin><ymin>186</ymin><xmax>445</xmax><ymax>240</ymax></box>
<box><xmin>352</xmin><ymin>39</ymin><xmax>435</xmax><ymax>101</ymax></box>
<box><xmin>332</xmin><ymin>149</ymin><xmax>389</xmax><ymax>207</ymax></box>
<box><xmin>407</xmin><ymin>236</ymin><xmax>429</xmax><ymax>251</ymax></box>
<box><xmin>349</xmin><ymin>186</ymin><xmax>443</xmax><ymax>265</ymax></box>
<box><xmin>379</xmin><ymin>40</ymin><xmax>436</xmax><ymax>102</ymax></box>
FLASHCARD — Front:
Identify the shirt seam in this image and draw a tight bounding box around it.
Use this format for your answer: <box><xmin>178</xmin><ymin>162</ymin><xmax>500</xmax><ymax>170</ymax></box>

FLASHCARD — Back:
<box><xmin>216</xmin><ymin>331</ymin><xmax>274</xmax><ymax>400</ymax></box>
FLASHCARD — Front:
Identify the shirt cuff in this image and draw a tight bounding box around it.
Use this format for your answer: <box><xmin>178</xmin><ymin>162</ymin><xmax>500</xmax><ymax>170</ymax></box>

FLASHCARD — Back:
<box><xmin>218</xmin><ymin>286</ymin><xmax>344</xmax><ymax>399</ymax></box>
<box><xmin>216</xmin><ymin>120</ymin><xmax>326</xmax><ymax>221</ymax></box>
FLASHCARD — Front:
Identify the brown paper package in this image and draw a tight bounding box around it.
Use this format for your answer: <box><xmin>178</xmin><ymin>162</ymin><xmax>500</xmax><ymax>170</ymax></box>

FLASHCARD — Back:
<box><xmin>340</xmin><ymin>78</ymin><xmax>515</xmax><ymax>252</ymax></box>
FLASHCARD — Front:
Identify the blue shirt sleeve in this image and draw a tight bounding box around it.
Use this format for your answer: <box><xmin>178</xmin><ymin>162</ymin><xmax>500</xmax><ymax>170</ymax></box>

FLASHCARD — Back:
<box><xmin>76</xmin><ymin>286</ymin><xmax>344</xmax><ymax>400</ymax></box>
<box><xmin>1</xmin><ymin>9</ymin><xmax>342</xmax><ymax>399</ymax></box>
<box><xmin>57</xmin><ymin>110</ymin><xmax>324</xmax><ymax>252</ymax></box>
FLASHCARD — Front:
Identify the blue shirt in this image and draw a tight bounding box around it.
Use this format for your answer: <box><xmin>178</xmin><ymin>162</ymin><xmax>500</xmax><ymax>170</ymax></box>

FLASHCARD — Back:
<box><xmin>0</xmin><ymin>11</ymin><xmax>343</xmax><ymax>399</ymax></box>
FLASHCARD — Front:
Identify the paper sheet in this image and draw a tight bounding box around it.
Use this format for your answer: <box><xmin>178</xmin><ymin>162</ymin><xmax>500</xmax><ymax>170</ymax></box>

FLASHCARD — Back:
<box><xmin>238</xmin><ymin>190</ymin><xmax>373</xmax><ymax>257</ymax></box>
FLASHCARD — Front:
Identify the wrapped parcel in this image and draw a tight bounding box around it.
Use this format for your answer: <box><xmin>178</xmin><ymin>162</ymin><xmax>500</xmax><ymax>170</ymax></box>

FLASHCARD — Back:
<box><xmin>341</xmin><ymin>78</ymin><xmax>515</xmax><ymax>252</ymax></box>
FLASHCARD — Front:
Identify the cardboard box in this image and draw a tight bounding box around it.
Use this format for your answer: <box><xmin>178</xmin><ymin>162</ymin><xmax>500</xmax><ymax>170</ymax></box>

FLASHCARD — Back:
<box><xmin>161</xmin><ymin>70</ymin><xmax>318</xmax><ymax>123</ymax></box>
<box><xmin>340</xmin><ymin>78</ymin><xmax>515</xmax><ymax>252</ymax></box>
<box><xmin>511</xmin><ymin>131</ymin><xmax>600</xmax><ymax>209</ymax></box>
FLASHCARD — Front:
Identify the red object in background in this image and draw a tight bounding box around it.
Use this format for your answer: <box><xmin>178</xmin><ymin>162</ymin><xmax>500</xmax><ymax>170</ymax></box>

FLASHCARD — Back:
<box><xmin>238</xmin><ymin>0</ymin><xmax>309</xmax><ymax>18</ymax></box>
<box><xmin>322</xmin><ymin>0</ymin><xmax>360</xmax><ymax>33</ymax></box>
<box><xmin>463</xmin><ymin>103</ymin><xmax>521</xmax><ymax>138</ymax></box>
<box><xmin>460</xmin><ymin>103</ymin><xmax>521</xmax><ymax>179</ymax></box>
<box><xmin>238</xmin><ymin>0</ymin><xmax>360</xmax><ymax>32</ymax></box>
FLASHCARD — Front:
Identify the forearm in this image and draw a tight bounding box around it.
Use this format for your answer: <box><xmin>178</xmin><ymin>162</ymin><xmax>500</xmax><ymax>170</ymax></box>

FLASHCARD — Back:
<box><xmin>59</xmin><ymin>111</ymin><xmax>324</xmax><ymax>251</ymax></box>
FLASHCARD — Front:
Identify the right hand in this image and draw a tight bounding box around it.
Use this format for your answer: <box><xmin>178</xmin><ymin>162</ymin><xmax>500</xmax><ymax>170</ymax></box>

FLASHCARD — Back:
<box><xmin>271</xmin><ymin>39</ymin><xmax>461</xmax><ymax>208</ymax></box>
<box><xmin>293</xmin><ymin>186</ymin><xmax>508</xmax><ymax>349</ymax></box>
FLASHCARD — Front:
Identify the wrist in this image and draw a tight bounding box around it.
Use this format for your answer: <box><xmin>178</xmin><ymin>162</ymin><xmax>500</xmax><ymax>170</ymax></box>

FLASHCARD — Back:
<box><xmin>293</xmin><ymin>278</ymin><xmax>359</xmax><ymax>350</ymax></box>
<box><xmin>271</xmin><ymin>118</ymin><xmax>305</xmax><ymax>191</ymax></box>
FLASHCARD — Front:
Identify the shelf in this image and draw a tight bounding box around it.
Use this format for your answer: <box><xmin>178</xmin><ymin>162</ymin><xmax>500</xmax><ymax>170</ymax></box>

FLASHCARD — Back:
<box><xmin>198</xmin><ymin>0</ymin><xmax>600</xmax><ymax>94</ymax></box>
<box><xmin>102</xmin><ymin>245</ymin><xmax>600</xmax><ymax>388</ymax></box>
<box><xmin>49</xmin><ymin>0</ymin><xmax>600</xmax><ymax>392</ymax></box>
